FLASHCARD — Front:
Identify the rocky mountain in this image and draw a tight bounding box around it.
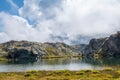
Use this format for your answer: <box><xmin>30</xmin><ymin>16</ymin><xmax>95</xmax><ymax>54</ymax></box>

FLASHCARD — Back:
<box><xmin>0</xmin><ymin>40</ymin><xmax>82</xmax><ymax>60</ymax></box>
<box><xmin>81</xmin><ymin>37</ymin><xmax>107</xmax><ymax>57</ymax></box>
<box><xmin>81</xmin><ymin>31</ymin><xmax>120</xmax><ymax>57</ymax></box>
<box><xmin>0</xmin><ymin>31</ymin><xmax>120</xmax><ymax>61</ymax></box>
<box><xmin>100</xmin><ymin>31</ymin><xmax>120</xmax><ymax>57</ymax></box>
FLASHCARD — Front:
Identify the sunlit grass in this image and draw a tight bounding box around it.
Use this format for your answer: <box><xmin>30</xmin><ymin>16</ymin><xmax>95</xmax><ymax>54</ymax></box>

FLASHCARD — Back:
<box><xmin>103</xmin><ymin>67</ymin><xmax>113</xmax><ymax>71</ymax></box>
<box><xmin>0</xmin><ymin>70</ymin><xmax>120</xmax><ymax>80</ymax></box>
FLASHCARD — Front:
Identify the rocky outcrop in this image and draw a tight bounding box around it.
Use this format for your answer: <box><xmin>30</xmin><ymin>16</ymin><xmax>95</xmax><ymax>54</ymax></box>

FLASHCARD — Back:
<box><xmin>81</xmin><ymin>31</ymin><xmax>120</xmax><ymax>57</ymax></box>
<box><xmin>81</xmin><ymin>38</ymin><xmax>107</xmax><ymax>56</ymax></box>
<box><xmin>100</xmin><ymin>31</ymin><xmax>120</xmax><ymax>57</ymax></box>
<box><xmin>0</xmin><ymin>40</ymin><xmax>82</xmax><ymax>60</ymax></box>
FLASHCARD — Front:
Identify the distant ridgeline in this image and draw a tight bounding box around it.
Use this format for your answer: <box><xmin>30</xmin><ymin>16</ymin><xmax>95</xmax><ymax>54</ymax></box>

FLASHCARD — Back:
<box><xmin>0</xmin><ymin>31</ymin><xmax>120</xmax><ymax>61</ymax></box>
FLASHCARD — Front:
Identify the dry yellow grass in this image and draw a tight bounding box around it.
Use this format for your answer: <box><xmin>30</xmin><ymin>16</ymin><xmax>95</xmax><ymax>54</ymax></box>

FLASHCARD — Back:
<box><xmin>0</xmin><ymin>70</ymin><xmax>120</xmax><ymax>80</ymax></box>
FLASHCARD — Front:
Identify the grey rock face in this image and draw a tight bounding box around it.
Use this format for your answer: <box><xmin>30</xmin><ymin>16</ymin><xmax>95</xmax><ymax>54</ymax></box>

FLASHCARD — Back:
<box><xmin>0</xmin><ymin>41</ymin><xmax>82</xmax><ymax>60</ymax></box>
<box><xmin>1</xmin><ymin>41</ymin><xmax>39</xmax><ymax>60</ymax></box>
<box><xmin>81</xmin><ymin>38</ymin><xmax>107</xmax><ymax>56</ymax></box>
<box><xmin>101</xmin><ymin>31</ymin><xmax>120</xmax><ymax>57</ymax></box>
<box><xmin>81</xmin><ymin>31</ymin><xmax>120</xmax><ymax>57</ymax></box>
<box><xmin>7</xmin><ymin>48</ymin><xmax>37</xmax><ymax>60</ymax></box>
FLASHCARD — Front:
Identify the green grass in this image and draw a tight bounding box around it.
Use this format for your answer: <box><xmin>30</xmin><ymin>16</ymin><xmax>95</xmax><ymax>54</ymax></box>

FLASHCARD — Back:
<box><xmin>103</xmin><ymin>68</ymin><xmax>113</xmax><ymax>71</ymax></box>
<box><xmin>0</xmin><ymin>57</ymin><xmax>9</xmax><ymax>61</ymax></box>
<box><xmin>0</xmin><ymin>70</ymin><xmax>120</xmax><ymax>80</ymax></box>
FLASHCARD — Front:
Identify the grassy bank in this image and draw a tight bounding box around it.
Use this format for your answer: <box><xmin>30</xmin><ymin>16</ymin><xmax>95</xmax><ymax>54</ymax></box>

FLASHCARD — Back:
<box><xmin>41</xmin><ymin>55</ymin><xmax>82</xmax><ymax>59</ymax></box>
<box><xmin>0</xmin><ymin>55</ymin><xmax>83</xmax><ymax>61</ymax></box>
<box><xmin>0</xmin><ymin>69</ymin><xmax>120</xmax><ymax>80</ymax></box>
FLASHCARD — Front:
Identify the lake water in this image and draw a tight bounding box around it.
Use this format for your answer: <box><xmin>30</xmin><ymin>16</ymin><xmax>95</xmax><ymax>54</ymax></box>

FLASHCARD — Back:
<box><xmin>0</xmin><ymin>57</ymin><xmax>120</xmax><ymax>72</ymax></box>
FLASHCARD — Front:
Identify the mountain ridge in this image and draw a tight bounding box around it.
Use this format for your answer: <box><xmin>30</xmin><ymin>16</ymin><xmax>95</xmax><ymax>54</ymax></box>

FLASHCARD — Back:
<box><xmin>0</xmin><ymin>31</ymin><xmax>120</xmax><ymax>61</ymax></box>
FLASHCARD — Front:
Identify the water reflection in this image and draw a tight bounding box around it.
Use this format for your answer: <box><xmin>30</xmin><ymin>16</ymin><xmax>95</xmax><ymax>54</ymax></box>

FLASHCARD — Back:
<box><xmin>82</xmin><ymin>57</ymin><xmax>120</xmax><ymax>66</ymax></box>
<box><xmin>0</xmin><ymin>57</ymin><xmax>120</xmax><ymax>72</ymax></box>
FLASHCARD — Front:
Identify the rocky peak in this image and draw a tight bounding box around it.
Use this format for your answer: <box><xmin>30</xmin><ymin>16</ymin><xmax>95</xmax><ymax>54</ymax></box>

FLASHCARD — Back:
<box><xmin>81</xmin><ymin>31</ymin><xmax>120</xmax><ymax>57</ymax></box>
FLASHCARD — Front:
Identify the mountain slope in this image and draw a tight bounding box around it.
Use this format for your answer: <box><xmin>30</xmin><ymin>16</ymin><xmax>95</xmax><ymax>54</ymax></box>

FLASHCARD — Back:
<box><xmin>0</xmin><ymin>40</ymin><xmax>82</xmax><ymax>60</ymax></box>
<box><xmin>0</xmin><ymin>31</ymin><xmax>120</xmax><ymax>61</ymax></box>
<box><xmin>81</xmin><ymin>31</ymin><xmax>120</xmax><ymax>57</ymax></box>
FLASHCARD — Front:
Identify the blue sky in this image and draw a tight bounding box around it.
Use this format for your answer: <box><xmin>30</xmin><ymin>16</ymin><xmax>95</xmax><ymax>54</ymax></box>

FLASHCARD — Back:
<box><xmin>0</xmin><ymin>0</ymin><xmax>23</xmax><ymax>15</ymax></box>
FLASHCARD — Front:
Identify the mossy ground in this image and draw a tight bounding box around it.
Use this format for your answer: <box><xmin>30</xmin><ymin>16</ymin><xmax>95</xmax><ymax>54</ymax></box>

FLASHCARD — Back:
<box><xmin>0</xmin><ymin>69</ymin><xmax>120</xmax><ymax>80</ymax></box>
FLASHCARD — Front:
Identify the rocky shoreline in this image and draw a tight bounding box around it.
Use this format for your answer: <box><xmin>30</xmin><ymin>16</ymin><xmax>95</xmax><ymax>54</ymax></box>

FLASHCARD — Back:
<box><xmin>0</xmin><ymin>31</ymin><xmax>120</xmax><ymax>61</ymax></box>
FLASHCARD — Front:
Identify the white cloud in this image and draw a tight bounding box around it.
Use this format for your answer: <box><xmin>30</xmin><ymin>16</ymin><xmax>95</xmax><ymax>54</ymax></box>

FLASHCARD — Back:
<box><xmin>0</xmin><ymin>0</ymin><xmax>120</xmax><ymax>44</ymax></box>
<box><xmin>19</xmin><ymin>0</ymin><xmax>42</xmax><ymax>21</ymax></box>
<box><xmin>0</xmin><ymin>12</ymin><xmax>52</xmax><ymax>43</ymax></box>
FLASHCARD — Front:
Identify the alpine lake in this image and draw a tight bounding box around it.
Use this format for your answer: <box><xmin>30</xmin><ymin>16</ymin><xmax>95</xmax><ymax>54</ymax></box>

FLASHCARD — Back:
<box><xmin>0</xmin><ymin>57</ymin><xmax>120</xmax><ymax>72</ymax></box>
